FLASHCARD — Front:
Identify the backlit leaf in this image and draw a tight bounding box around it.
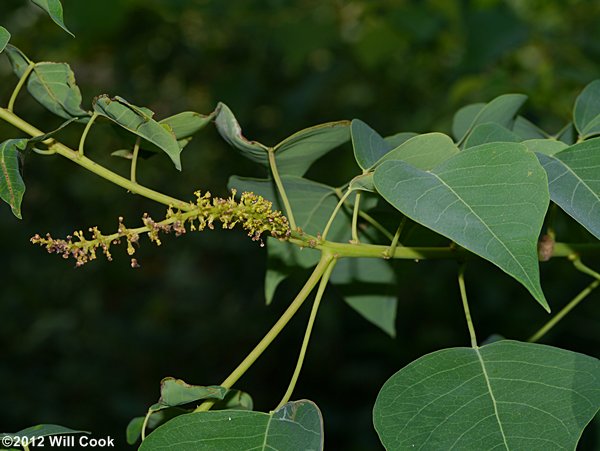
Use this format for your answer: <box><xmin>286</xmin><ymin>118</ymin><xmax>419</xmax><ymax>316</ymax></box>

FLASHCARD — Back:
<box><xmin>0</xmin><ymin>27</ymin><xmax>10</xmax><ymax>53</ymax></box>
<box><xmin>140</xmin><ymin>400</ymin><xmax>323</xmax><ymax>451</ymax></box>
<box><xmin>574</xmin><ymin>79</ymin><xmax>600</xmax><ymax>139</ymax></box>
<box><xmin>30</xmin><ymin>0</ymin><xmax>74</xmax><ymax>37</ymax></box>
<box><xmin>0</xmin><ymin>139</ymin><xmax>27</xmax><ymax>219</ymax></box>
<box><xmin>351</xmin><ymin>119</ymin><xmax>392</xmax><ymax>170</ymax></box>
<box><xmin>536</xmin><ymin>138</ymin><xmax>600</xmax><ymax>239</ymax></box>
<box><xmin>93</xmin><ymin>95</ymin><xmax>182</xmax><ymax>170</ymax></box>
<box><xmin>374</xmin><ymin>340</ymin><xmax>600</xmax><ymax>450</ymax></box>
<box><xmin>374</xmin><ymin>142</ymin><xmax>549</xmax><ymax>309</ymax></box>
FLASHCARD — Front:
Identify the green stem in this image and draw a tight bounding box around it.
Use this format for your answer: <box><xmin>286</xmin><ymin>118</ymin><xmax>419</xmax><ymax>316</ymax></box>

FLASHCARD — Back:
<box><xmin>528</xmin><ymin>278</ymin><xmax>600</xmax><ymax>343</ymax></box>
<box><xmin>268</xmin><ymin>148</ymin><xmax>296</xmax><ymax>230</ymax></box>
<box><xmin>276</xmin><ymin>257</ymin><xmax>337</xmax><ymax>409</ymax></box>
<box><xmin>458</xmin><ymin>264</ymin><xmax>478</xmax><ymax>348</ymax></box>
<box><xmin>140</xmin><ymin>409</ymin><xmax>152</xmax><ymax>441</ymax></box>
<box><xmin>0</xmin><ymin>108</ymin><xmax>190</xmax><ymax>210</ymax></box>
<box><xmin>193</xmin><ymin>253</ymin><xmax>334</xmax><ymax>413</ymax></box>
<box><xmin>78</xmin><ymin>112</ymin><xmax>98</xmax><ymax>157</ymax></box>
<box><xmin>572</xmin><ymin>258</ymin><xmax>600</xmax><ymax>280</ymax></box>
<box><xmin>131</xmin><ymin>137</ymin><xmax>141</xmax><ymax>183</ymax></box>
<box><xmin>322</xmin><ymin>189</ymin><xmax>352</xmax><ymax>241</ymax></box>
<box><xmin>383</xmin><ymin>217</ymin><xmax>406</xmax><ymax>258</ymax></box>
<box><xmin>351</xmin><ymin>192</ymin><xmax>361</xmax><ymax>243</ymax></box>
<box><xmin>7</xmin><ymin>62</ymin><xmax>34</xmax><ymax>112</ymax></box>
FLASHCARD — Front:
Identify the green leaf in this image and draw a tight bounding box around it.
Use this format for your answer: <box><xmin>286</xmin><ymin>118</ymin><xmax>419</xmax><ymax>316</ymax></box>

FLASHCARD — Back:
<box><xmin>160</xmin><ymin>111</ymin><xmax>214</xmax><ymax>140</ymax></box>
<box><xmin>351</xmin><ymin>119</ymin><xmax>392</xmax><ymax>170</ymax></box>
<box><xmin>574</xmin><ymin>79</ymin><xmax>600</xmax><ymax>139</ymax></box>
<box><xmin>452</xmin><ymin>103</ymin><xmax>485</xmax><ymax>141</ymax></box>
<box><xmin>456</xmin><ymin>94</ymin><xmax>527</xmax><ymax>144</ymax></box>
<box><xmin>512</xmin><ymin>116</ymin><xmax>549</xmax><ymax>139</ymax></box>
<box><xmin>140</xmin><ymin>400</ymin><xmax>323</xmax><ymax>451</ymax></box>
<box><xmin>274</xmin><ymin>120</ymin><xmax>351</xmax><ymax>175</ymax></box>
<box><xmin>536</xmin><ymin>138</ymin><xmax>600</xmax><ymax>240</ymax></box>
<box><xmin>378</xmin><ymin>132</ymin><xmax>459</xmax><ymax>170</ymax></box>
<box><xmin>1</xmin><ymin>424</ymin><xmax>89</xmax><ymax>440</ymax></box>
<box><xmin>556</xmin><ymin>122</ymin><xmax>576</xmax><ymax>145</ymax></box>
<box><xmin>152</xmin><ymin>378</ymin><xmax>227</xmax><ymax>411</ymax></box>
<box><xmin>30</xmin><ymin>0</ymin><xmax>74</xmax><ymax>37</ymax></box>
<box><xmin>212</xmin><ymin>390</ymin><xmax>254</xmax><ymax>411</ymax></box>
<box><xmin>374</xmin><ymin>142</ymin><xmax>549</xmax><ymax>309</ymax></box>
<box><xmin>330</xmin><ymin>258</ymin><xmax>397</xmax><ymax>337</ymax></box>
<box><xmin>463</xmin><ymin>123</ymin><xmax>520</xmax><ymax>148</ymax></box>
<box><xmin>93</xmin><ymin>95</ymin><xmax>182</xmax><ymax>170</ymax></box>
<box><xmin>373</xmin><ymin>340</ymin><xmax>600</xmax><ymax>450</ymax></box>
<box><xmin>127</xmin><ymin>408</ymin><xmax>188</xmax><ymax>446</ymax></box>
<box><xmin>0</xmin><ymin>139</ymin><xmax>27</xmax><ymax>219</ymax></box>
<box><xmin>523</xmin><ymin>139</ymin><xmax>567</xmax><ymax>156</ymax></box>
<box><xmin>126</xmin><ymin>417</ymin><xmax>145</xmax><ymax>445</ymax></box>
<box><xmin>0</xmin><ymin>26</ymin><xmax>10</xmax><ymax>53</ymax></box>
<box><xmin>384</xmin><ymin>131</ymin><xmax>418</xmax><ymax>148</ymax></box>
<box><xmin>348</xmin><ymin>172</ymin><xmax>375</xmax><ymax>193</ymax></box>
<box><xmin>5</xmin><ymin>46</ymin><xmax>88</xmax><ymax>121</ymax></box>
<box><xmin>216</xmin><ymin>103</ymin><xmax>350</xmax><ymax>176</ymax></box>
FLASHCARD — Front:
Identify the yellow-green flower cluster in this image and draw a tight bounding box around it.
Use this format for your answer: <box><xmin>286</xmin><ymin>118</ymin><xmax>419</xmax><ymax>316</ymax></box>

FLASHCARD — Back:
<box><xmin>31</xmin><ymin>190</ymin><xmax>290</xmax><ymax>267</ymax></box>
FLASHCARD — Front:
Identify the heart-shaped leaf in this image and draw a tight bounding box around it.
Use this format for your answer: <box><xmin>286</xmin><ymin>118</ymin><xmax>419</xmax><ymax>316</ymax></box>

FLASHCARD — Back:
<box><xmin>373</xmin><ymin>340</ymin><xmax>600</xmax><ymax>450</ymax></box>
<box><xmin>574</xmin><ymin>79</ymin><xmax>600</xmax><ymax>139</ymax></box>
<box><xmin>536</xmin><ymin>138</ymin><xmax>600</xmax><ymax>240</ymax></box>
<box><xmin>351</xmin><ymin>119</ymin><xmax>392</xmax><ymax>170</ymax></box>
<box><xmin>0</xmin><ymin>27</ymin><xmax>10</xmax><ymax>53</ymax></box>
<box><xmin>374</xmin><ymin>142</ymin><xmax>549</xmax><ymax>309</ymax></box>
<box><xmin>0</xmin><ymin>139</ymin><xmax>27</xmax><ymax>219</ymax></box>
<box><xmin>93</xmin><ymin>95</ymin><xmax>182</xmax><ymax>170</ymax></box>
<box><xmin>30</xmin><ymin>0</ymin><xmax>74</xmax><ymax>36</ymax></box>
<box><xmin>140</xmin><ymin>400</ymin><xmax>324</xmax><ymax>451</ymax></box>
<box><xmin>463</xmin><ymin>122</ymin><xmax>520</xmax><ymax>148</ymax></box>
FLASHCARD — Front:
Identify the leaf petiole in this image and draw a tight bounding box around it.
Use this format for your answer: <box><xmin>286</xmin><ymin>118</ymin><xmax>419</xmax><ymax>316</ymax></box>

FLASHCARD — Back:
<box><xmin>8</xmin><ymin>62</ymin><xmax>34</xmax><ymax>112</ymax></box>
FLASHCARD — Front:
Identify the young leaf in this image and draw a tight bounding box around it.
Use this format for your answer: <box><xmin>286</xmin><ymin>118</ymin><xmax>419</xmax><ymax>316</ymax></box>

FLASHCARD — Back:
<box><xmin>139</xmin><ymin>400</ymin><xmax>324</xmax><ymax>450</ymax></box>
<box><xmin>377</xmin><ymin>132</ymin><xmax>459</xmax><ymax>170</ymax></box>
<box><xmin>93</xmin><ymin>95</ymin><xmax>182</xmax><ymax>170</ymax></box>
<box><xmin>0</xmin><ymin>139</ymin><xmax>28</xmax><ymax>219</ymax></box>
<box><xmin>160</xmin><ymin>111</ymin><xmax>214</xmax><ymax>140</ymax></box>
<box><xmin>373</xmin><ymin>340</ymin><xmax>600</xmax><ymax>450</ymax></box>
<box><xmin>512</xmin><ymin>115</ymin><xmax>549</xmax><ymax>139</ymax></box>
<box><xmin>452</xmin><ymin>103</ymin><xmax>485</xmax><ymax>141</ymax></box>
<box><xmin>5</xmin><ymin>46</ymin><xmax>88</xmax><ymax>121</ymax></box>
<box><xmin>463</xmin><ymin>122</ymin><xmax>520</xmax><ymax>148</ymax></box>
<box><xmin>30</xmin><ymin>0</ymin><xmax>75</xmax><ymax>37</ymax></box>
<box><xmin>152</xmin><ymin>378</ymin><xmax>227</xmax><ymax>412</ymax></box>
<box><xmin>214</xmin><ymin>102</ymin><xmax>268</xmax><ymax>163</ymax></box>
<box><xmin>574</xmin><ymin>79</ymin><xmax>600</xmax><ymax>139</ymax></box>
<box><xmin>456</xmin><ymin>94</ymin><xmax>527</xmax><ymax>144</ymax></box>
<box><xmin>536</xmin><ymin>138</ymin><xmax>600</xmax><ymax>239</ymax></box>
<box><xmin>374</xmin><ymin>142</ymin><xmax>549</xmax><ymax>309</ymax></box>
<box><xmin>216</xmin><ymin>103</ymin><xmax>349</xmax><ymax>176</ymax></box>
<box><xmin>351</xmin><ymin>119</ymin><xmax>392</xmax><ymax>170</ymax></box>
<box><xmin>0</xmin><ymin>26</ymin><xmax>10</xmax><ymax>53</ymax></box>
<box><xmin>273</xmin><ymin>120</ymin><xmax>350</xmax><ymax>175</ymax></box>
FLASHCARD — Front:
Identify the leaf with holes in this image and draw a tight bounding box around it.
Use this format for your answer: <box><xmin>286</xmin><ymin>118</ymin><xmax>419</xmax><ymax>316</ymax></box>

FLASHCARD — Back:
<box><xmin>373</xmin><ymin>340</ymin><xmax>600</xmax><ymax>450</ymax></box>
<box><xmin>536</xmin><ymin>138</ymin><xmax>600</xmax><ymax>240</ymax></box>
<box><xmin>374</xmin><ymin>142</ymin><xmax>549</xmax><ymax>309</ymax></box>
<box><xmin>0</xmin><ymin>139</ymin><xmax>27</xmax><ymax>219</ymax></box>
<box><xmin>140</xmin><ymin>400</ymin><xmax>324</xmax><ymax>451</ymax></box>
<box><xmin>93</xmin><ymin>95</ymin><xmax>182</xmax><ymax>170</ymax></box>
<box><xmin>30</xmin><ymin>0</ymin><xmax>74</xmax><ymax>37</ymax></box>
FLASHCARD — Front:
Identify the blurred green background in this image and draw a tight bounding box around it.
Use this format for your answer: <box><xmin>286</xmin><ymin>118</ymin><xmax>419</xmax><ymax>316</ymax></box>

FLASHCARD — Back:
<box><xmin>1</xmin><ymin>0</ymin><xmax>599</xmax><ymax>449</ymax></box>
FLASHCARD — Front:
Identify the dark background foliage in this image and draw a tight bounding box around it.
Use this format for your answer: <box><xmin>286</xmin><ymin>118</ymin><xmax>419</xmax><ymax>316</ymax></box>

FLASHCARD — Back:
<box><xmin>1</xmin><ymin>0</ymin><xmax>599</xmax><ymax>449</ymax></box>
